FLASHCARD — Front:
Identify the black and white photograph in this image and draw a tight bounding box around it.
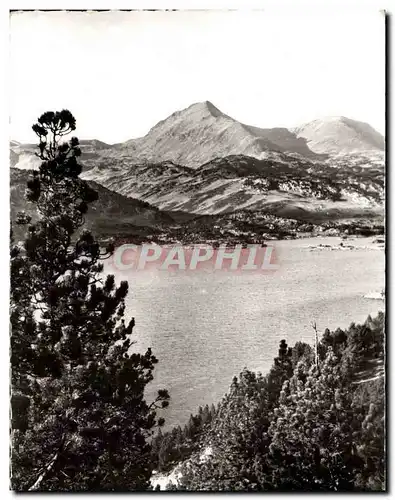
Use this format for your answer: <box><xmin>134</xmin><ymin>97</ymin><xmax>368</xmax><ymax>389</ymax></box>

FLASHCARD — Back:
<box><xmin>8</xmin><ymin>7</ymin><xmax>386</xmax><ymax>492</ymax></box>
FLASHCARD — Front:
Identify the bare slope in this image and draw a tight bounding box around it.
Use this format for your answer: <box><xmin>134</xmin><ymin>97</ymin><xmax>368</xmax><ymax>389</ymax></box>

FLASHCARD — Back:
<box><xmin>293</xmin><ymin>116</ymin><xmax>385</xmax><ymax>154</ymax></box>
<box><xmin>81</xmin><ymin>154</ymin><xmax>384</xmax><ymax>218</ymax></box>
<box><xmin>115</xmin><ymin>101</ymin><xmax>321</xmax><ymax>167</ymax></box>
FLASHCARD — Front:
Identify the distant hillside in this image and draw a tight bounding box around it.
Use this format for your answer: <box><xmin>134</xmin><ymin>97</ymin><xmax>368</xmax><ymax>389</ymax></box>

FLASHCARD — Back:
<box><xmin>293</xmin><ymin>116</ymin><xmax>385</xmax><ymax>154</ymax></box>
<box><xmin>166</xmin><ymin>208</ymin><xmax>384</xmax><ymax>245</ymax></box>
<box><xmin>81</xmin><ymin>154</ymin><xmax>384</xmax><ymax>220</ymax></box>
<box><xmin>10</xmin><ymin>168</ymin><xmax>174</xmax><ymax>242</ymax></box>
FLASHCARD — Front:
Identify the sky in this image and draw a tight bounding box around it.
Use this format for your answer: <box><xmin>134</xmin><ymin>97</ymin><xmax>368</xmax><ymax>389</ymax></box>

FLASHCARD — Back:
<box><xmin>9</xmin><ymin>9</ymin><xmax>385</xmax><ymax>144</ymax></box>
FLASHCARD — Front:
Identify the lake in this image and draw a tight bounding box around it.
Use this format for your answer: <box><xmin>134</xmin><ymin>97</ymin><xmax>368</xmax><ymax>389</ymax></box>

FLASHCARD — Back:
<box><xmin>105</xmin><ymin>236</ymin><xmax>385</xmax><ymax>429</ymax></box>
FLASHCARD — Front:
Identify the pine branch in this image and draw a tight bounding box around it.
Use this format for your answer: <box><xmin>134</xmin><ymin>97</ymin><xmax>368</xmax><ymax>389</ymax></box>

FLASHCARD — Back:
<box><xmin>28</xmin><ymin>437</ymin><xmax>71</xmax><ymax>491</ymax></box>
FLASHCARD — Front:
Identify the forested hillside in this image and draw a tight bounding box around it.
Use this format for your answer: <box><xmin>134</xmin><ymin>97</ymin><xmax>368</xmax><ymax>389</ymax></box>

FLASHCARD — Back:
<box><xmin>152</xmin><ymin>312</ymin><xmax>385</xmax><ymax>491</ymax></box>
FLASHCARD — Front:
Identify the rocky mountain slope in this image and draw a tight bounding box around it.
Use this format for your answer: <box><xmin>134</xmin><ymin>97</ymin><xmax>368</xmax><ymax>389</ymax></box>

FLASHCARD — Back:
<box><xmin>11</xmin><ymin>102</ymin><xmax>324</xmax><ymax>171</ymax></box>
<box><xmin>81</xmin><ymin>154</ymin><xmax>384</xmax><ymax>219</ymax></box>
<box><xmin>293</xmin><ymin>116</ymin><xmax>385</xmax><ymax>154</ymax></box>
<box><xmin>115</xmin><ymin>101</ymin><xmax>323</xmax><ymax>168</ymax></box>
<box><xmin>10</xmin><ymin>156</ymin><xmax>384</xmax><ymax>245</ymax></box>
<box><xmin>10</xmin><ymin>168</ymin><xmax>174</xmax><ymax>242</ymax></box>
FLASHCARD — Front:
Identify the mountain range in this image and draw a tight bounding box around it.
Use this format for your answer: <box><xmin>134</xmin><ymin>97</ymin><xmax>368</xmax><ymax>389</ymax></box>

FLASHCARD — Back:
<box><xmin>11</xmin><ymin>102</ymin><xmax>384</xmax><ymax>171</ymax></box>
<box><xmin>10</xmin><ymin>101</ymin><xmax>385</xmax><ymax>242</ymax></box>
<box><xmin>114</xmin><ymin>101</ymin><xmax>323</xmax><ymax>167</ymax></box>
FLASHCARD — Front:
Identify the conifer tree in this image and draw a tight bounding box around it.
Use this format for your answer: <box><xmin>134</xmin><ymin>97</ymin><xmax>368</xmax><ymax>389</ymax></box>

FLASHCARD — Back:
<box><xmin>10</xmin><ymin>110</ymin><xmax>169</xmax><ymax>491</ymax></box>
<box><xmin>268</xmin><ymin>348</ymin><xmax>363</xmax><ymax>491</ymax></box>
<box><xmin>352</xmin><ymin>377</ymin><xmax>385</xmax><ymax>490</ymax></box>
<box><xmin>266</xmin><ymin>339</ymin><xmax>293</xmax><ymax>406</ymax></box>
<box><xmin>178</xmin><ymin>341</ymin><xmax>295</xmax><ymax>491</ymax></box>
<box><xmin>179</xmin><ymin>369</ymin><xmax>268</xmax><ymax>491</ymax></box>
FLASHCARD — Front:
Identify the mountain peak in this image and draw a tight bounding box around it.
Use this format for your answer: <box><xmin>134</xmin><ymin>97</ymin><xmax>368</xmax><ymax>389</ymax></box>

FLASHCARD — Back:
<box><xmin>122</xmin><ymin>101</ymin><xmax>322</xmax><ymax>167</ymax></box>
<box><xmin>142</xmin><ymin>101</ymin><xmax>226</xmax><ymax>140</ymax></box>
<box><xmin>186</xmin><ymin>100</ymin><xmax>225</xmax><ymax>118</ymax></box>
<box><xmin>293</xmin><ymin>116</ymin><xmax>384</xmax><ymax>154</ymax></box>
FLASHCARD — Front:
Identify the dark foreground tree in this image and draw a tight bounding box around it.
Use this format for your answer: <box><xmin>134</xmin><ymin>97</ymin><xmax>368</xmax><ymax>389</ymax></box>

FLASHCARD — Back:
<box><xmin>10</xmin><ymin>110</ymin><xmax>169</xmax><ymax>491</ymax></box>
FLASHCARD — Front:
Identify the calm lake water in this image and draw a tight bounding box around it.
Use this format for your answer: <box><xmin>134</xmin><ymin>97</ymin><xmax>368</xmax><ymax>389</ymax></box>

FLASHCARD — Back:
<box><xmin>105</xmin><ymin>236</ymin><xmax>385</xmax><ymax>429</ymax></box>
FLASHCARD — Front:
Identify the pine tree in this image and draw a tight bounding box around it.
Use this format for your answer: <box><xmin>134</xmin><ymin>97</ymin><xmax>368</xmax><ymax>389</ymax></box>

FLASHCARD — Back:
<box><xmin>179</xmin><ymin>369</ymin><xmax>268</xmax><ymax>491</ymax></box>
<box><xmin>10</xmin><ymin>110</ymin><xmax>169</xmax><ymax>491</ymax></box>
<box><xmin>291</xmin><ymin>341</ymin><xmax>313</xmax><ymax>369</ymax></box>
<box><xmin>268</xmin><ymin>348</ymin><xmax>364</xmax><ymax>491</ymax></box>
<box><xmin>266</xmin><ymin>339</ymin><xmax>293</xmax><ymax>406</ymax></box>
<box><xmin>178</xmin><ymin>341</ymin><xmax>296</xmax><ymax>491</ymax></box>
<box><xmin>201</xmin><ymin>404</ymin><xmax>211</xmax><ymax>425</ymax></box>
<box><xmin>352</xmin><ymin>378</ymin><xmax>385</xmax><ymax>490</ymax></box>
